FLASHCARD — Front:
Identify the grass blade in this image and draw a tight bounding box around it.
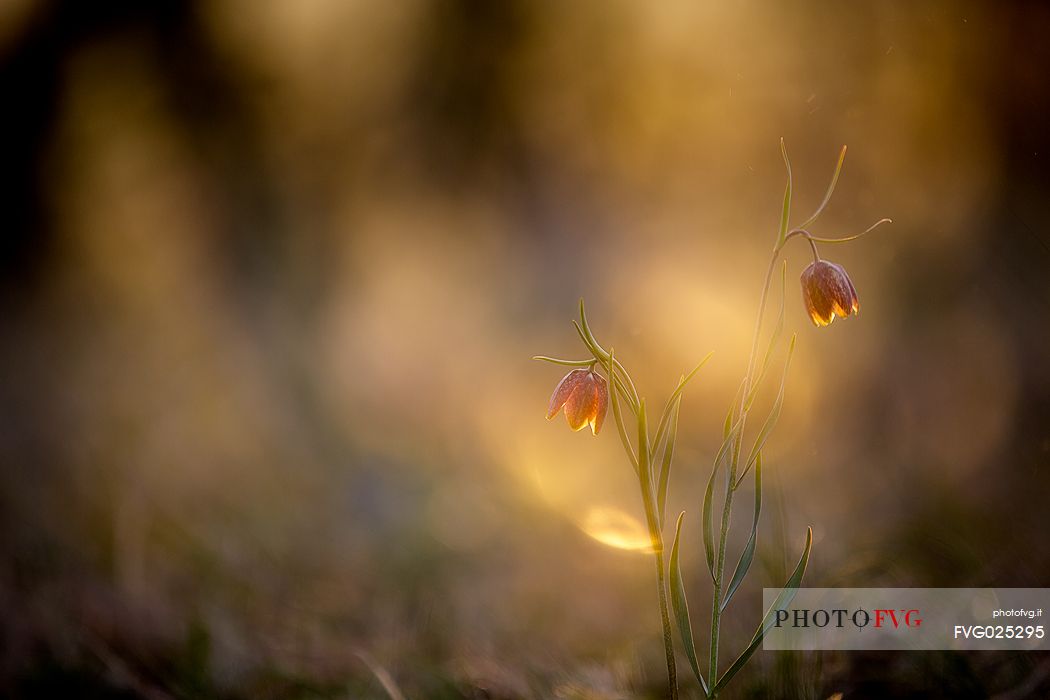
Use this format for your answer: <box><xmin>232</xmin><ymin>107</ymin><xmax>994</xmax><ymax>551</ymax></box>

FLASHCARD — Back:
<box><xmin>808</xmin><ymin>217</ymin><xmax>892</xmax><ymax>245</ymax></box>
<box><xmin>656</xmin><ymin>393</ymin><xmax>681</xmax><ymax>529</ymax></box>
<box><xmin>654</xmin><ymin>352</ymin><xmax>713</xmax><ymax>452</ymax></box>
<box><xmin>670</xmin><ymin>512</ymin><xmax>709</xmax><ymax>696</ymax></box>
<box><xmin>704</xmin><ymin>379</ymin><xmax>747</xmax><ymax>578</ymax></box>
<box><xmin>637</xmin><ymin>399</ymin><xmax>654</xmax><ymax>509</ymax></box>
<box><xmin>702</xmin><ymin>462</ymin><xmax>718</xmax><ymax>581</ymax></box>
<box><xmin>605</xmin><ymin>350</ymin><xmax>638</xmax><ymax>474</ymax></box>
<box><xmin>798</xmin><ymin>145</ymin><xmax>847</xmax><ymax>230</ymax></box>
<box><xmin>722</xmin><ymin>377</ymin><xmax>745</xmax><ymax>439</ymax></box>
<box><xmin>573</xmin><ymin>319</ymin><xmax>602</xmax><ymax>359</ymax></box>
<box><xmin>704</xmin><ymin>408</ymin><xmax>742</xmax><ymax>579</ymax></box>
<box><xmin>713</xmin><ymin>526</ymin><xmax>813</xmax><ymax>695</ymax></box>
<box><xmin>721</xmin><ymin>453</ymin><xmax>762</xmax><ymax>612</ymax></box>
<box><xmin>578</xmin><ymin>299</ymin><xmax>640</xmax><ymax>409</ymax></box>
<box><xmin>574</xmin><ymin>320</ymin><xmax>637</xmax><ymax>413</ymax></box>
<box><xmin>740</xmin><ymin>334</ymin><xmax>796</xmax><ymax>485</ymax></box>
<box><xmin>578</xmin><ymin>298</ymin><xmax>602</xmax><ymax>354</ymax></box>
<box><xmin>701</xmin><ymin>455</ymin><xmax>718</xmax><ymax>579</ymax></box>
<box><xmin>776</xmin><ymin>138</ymin><xmax>793</xmax><ymax>245</ymax></box>
<box><xmin>531</xmin><ymin>356</ymin><xmax>595</xmax><ymax>367</ymax></box>
<box><xmin>746</xmin><ymin>262</ymin><xmax>787</xmax><ymax>411</ymax></box>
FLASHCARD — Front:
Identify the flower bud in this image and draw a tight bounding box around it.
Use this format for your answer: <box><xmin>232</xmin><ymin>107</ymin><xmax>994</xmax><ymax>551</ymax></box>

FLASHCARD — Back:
<box><xmin>546</xmin><ymin>368</ymin><xmax>609</xmax><ymax>435</ymax></box>
<box><xmin>800</xmin><ymin>260</ymin><xmax>859</xmax><ymax>326</ymax></box>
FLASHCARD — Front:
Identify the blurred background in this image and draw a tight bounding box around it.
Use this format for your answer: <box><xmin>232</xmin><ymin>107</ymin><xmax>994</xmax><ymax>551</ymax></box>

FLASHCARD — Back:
<box><xmin>1</xmin><ymin>1</ymin><xmax>1049</xmax><ymax>698</ymax></box>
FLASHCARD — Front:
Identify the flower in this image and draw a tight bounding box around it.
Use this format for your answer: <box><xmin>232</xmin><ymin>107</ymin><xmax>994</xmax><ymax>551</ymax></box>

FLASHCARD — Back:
<box><xmin>546</xmin><ymin>368</ymin><xmax>609</xmax><ymax>435</ymax></box>
<box><xmin>800</xmin><ymin>260</ymin><xmax>860</xmax><ymax>326</ymax></box>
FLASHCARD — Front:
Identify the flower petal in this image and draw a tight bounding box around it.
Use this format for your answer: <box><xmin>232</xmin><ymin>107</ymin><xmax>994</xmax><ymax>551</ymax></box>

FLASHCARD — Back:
<box><xmin>801</xmin><ymin>263</ymin><xmax>834</xmax><ymax>326</ymax></box>
<box><xmin>591</xmin><ymin>373</ymin><xmax>609</xmax><ymax>435</ymax></box>
<box><xmin>547</xmin><ymin>368</ymin><xmax>589</xmax><ymax>419</ymax></box>
<box><xmin>564</xmin><ymin>372</ymin><xmax>598</xmax><ymax>431</ymax></box>
<box><xmin>845</xmin><ymin>272</ymin><xmax>860</xmax><ymax>314</ymax></box>
<box><xmin>825</xmin><ymin>262</ymin><xmax>859</xmax><ymax>320</ymax></box>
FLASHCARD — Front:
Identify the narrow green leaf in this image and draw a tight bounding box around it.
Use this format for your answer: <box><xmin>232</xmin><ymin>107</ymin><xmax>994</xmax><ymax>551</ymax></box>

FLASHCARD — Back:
<box><xmin>637</xmin><ymin>399</ymin><xmax>654</xmax><ymax>508</ymax></box>
<box><xmin>531</xmin><ymin>356</ymin><xmax>595</xmax><ymax>367</ymax></box>
<box><xmin>572</xmin><ymin>319</ymin><xmax>629</xmax><ymax>400</ymax></box>
<box><xmin>705</xmin><ymin>381</ymin><xmax>748</xmax><ymax>578</ymax></box>
<box><xmin>776</xmin><ymin>138</ymin><xmax>793</xmax><ymax>245</ymax></box>
<box><xmin>656</xmin><ymin>393</ymin><xmax>681</xmax><ymax>529</ymax></box>
<box><xmin>713</xmin><ymin>526</ymin><xmax>813</xmax><ymax>695</ymax></box>
<box><xmin>702</xmin><ymin>461</ymin><xmax>718</xmax><ymax>580</ymax></box>
<box><xmin>574</xmin><ymin>320</ymin><xmax>636</xmax><ymax>413</ymax></box>
<box><xmin>572</xmin><ymin>319</ymin><xmax>601</xmax><ymax>358</ymax></box>
<box><xmin>712</xmin><ymin>419</ymin><xmax>741</xmax><ymax>480</ymax></box>
<box><xmin>669</xmin><ymin>512</ymin><xmax>709</xmax><ymax>696</ymax></box>
<box><xmin>704</xmin><ymin>414</ymin><xmax>741</xmax><ymax>579</ymax></box>
<box><xmin>670</xmin><ymin>353</ymin><xmax>713</xmax><ymax>405</ymax></box>
<box><xmin>606</xmin><ymin>349</ymin><xmax>638</xmax><ymax>474</ymax></box>
<box><xmin>740</xmin><ymin>334</ymin><xmax>796</xmax><ymax>484</ymax></box>
<box><xmin>808</xmin><ymin>217</ymin><xmax>892</xmax><ymax>245</ymax></box>
<box><xmin>745</xmin><ymin>262</ymin><xmax>787</xmax><ymax>411</ymax></box>
<box><xmin>722</xmin><ymin>378</ymin><xmax>746</xmax><ymax>439</ymax></box>
<box><xmin>721</xmin><ymin>453</ymin><xmax>763</xmax><ymax>612</ymax></box>
<box><xmin>798</xmin><ymin>145</ymin><xmax>847</xmax><ymax>230</ymax></box>
<box><xmin>653</xmin><ymin>351</ymin><xmax>713</xmax><ymax>453</ymax></box>
<box><xmin>576</xmin><ymin>303</ymin><xmax>640</xmax><ymax>412</ymax></box>
<box><xmin>577</xmin><ymin>299</ymin><xmax>615</xmax><ymax>379</ymax></box>
<box><xmin>578</xmin><ymin>298</ymin><xmax>600</xmax><ymax>350</ymax></box>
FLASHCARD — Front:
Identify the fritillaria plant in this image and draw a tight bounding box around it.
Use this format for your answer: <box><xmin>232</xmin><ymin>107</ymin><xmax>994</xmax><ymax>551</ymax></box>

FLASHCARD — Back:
<box><xmin>536</xmin><ymin>141</ymin><xmax>890</xmax><ymax>698</ymax></box>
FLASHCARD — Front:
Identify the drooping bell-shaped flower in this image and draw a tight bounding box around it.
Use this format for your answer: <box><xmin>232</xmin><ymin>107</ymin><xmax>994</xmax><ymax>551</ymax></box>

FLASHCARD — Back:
<box><xmin>800</xmin><ymin>260</ymin><xmax>859</xmax><ymax>326</ymax></box>
<box><xmin>546</xmin><ymin>368</ymin><xmax>609</xmax><ymax>435</ymax></box>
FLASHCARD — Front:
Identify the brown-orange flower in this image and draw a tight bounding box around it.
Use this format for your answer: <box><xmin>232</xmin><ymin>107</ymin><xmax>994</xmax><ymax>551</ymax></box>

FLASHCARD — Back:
<box><xmin>546</xmin><ymin>368</ymin><xmax>609</xmax><ymax>435</ymax></box>
<box><xmin>800</xmin><ymin>260</ymin><xmax>859</xmax><ymax>326</ymax></box>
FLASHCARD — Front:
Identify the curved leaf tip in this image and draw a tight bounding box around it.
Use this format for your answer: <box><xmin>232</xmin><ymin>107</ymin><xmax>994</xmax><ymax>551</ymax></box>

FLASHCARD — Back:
<box><xmin>669</xmin><ymin>512</ymin><xmax>709</xmax><ymax>696</ymax></box>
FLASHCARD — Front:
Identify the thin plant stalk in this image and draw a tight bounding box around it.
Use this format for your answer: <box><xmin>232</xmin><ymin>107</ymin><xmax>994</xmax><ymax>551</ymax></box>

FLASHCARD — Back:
<box><xmin>706</xmin><ymin>210</ymin><xmax>890</xmax><ymax>686</ymax></box>
<box><xmin>708</xmin><ymin>244</ymin><xmax>779</xmax><ymax>682</ymax></box>
<box><xmin>607</xmin><ymin>351</ymin><xmax>678</xmax><ymax>699</ymax></box>
<box><xmin>637</xmin><ymin>400</ymin><xmax>680</xmax><ymax>700</ymax></box>
<box><xmin>539</xmin><ymin>142</ymin><xmax>890</xmax><ymax>699</ymax></box>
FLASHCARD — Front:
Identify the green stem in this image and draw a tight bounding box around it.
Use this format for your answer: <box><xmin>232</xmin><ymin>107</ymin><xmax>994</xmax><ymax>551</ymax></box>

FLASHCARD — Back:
<box><xmin>643</xmin><ymin>486</ymin><xmax>679</xmax><ymax>698</ymax></box>
<box><xmin>637</xmin><ymin>401</ymin><xmax>679</xmax><ymax>699</ymax></box>
<box><xmin>708</xmin><ymin>244</ymin><xmax>782</xmax><ymax>692</ymax></box>
<box><xmin>641</xmin><ymin>498</ymin><xmax>677</xmax><ymax>699</ymax></box>
<box><xmin>652</xmin><ymin>543</ymin><xmax>678</xmax><ymax>700</ymax></box>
